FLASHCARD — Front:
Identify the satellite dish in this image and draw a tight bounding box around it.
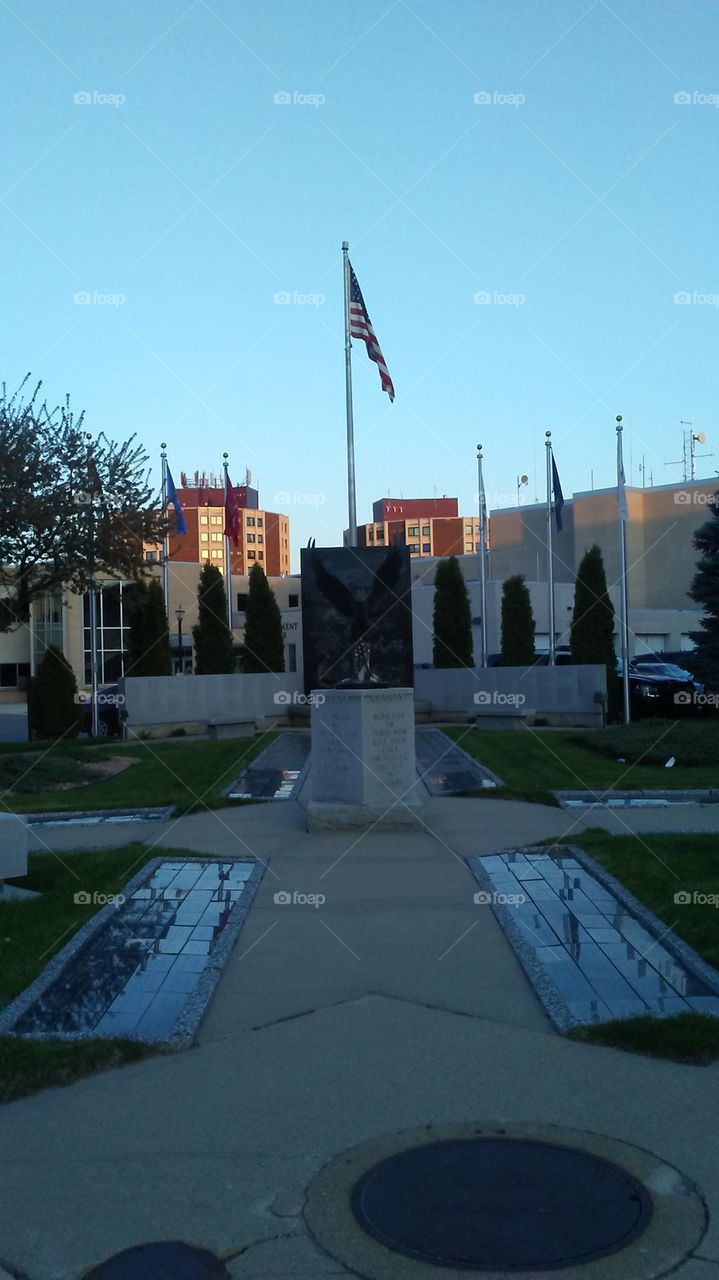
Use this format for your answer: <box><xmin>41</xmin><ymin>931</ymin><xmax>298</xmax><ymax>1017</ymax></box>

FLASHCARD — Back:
<box><xmin>520</xmin><ymin>474</ymin><xmax>529</xmax><ymax>484</ymax></box>
<box><xmin>697</xmin><ymin>432</ymin><xmax>706</xmax><ymax>445</ymax></box>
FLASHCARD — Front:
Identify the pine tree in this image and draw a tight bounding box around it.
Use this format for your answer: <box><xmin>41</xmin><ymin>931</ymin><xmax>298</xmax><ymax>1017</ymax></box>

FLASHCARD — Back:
<box><xmin>570</xmin><ymin>544</ymin><xmax>618</xmax><ymax>710</ymax></box>
<box><xmin>242</xmin><ymin>563</ymin><xmax>285</xmax><ymax>673</ymax></box>
<box><xmin>432</xmin><ymin>556</ymin><xmax>474</xmax><ymax>667</ymax></box>
<box><xmin>192</xmin><ymin>563</ymin><xmax>235</xmax><ymax>674</ymax></box>
<box><xmin>126</xmin><ymin>579</ymin><xmax>171</xmax><ymax>677</ymax></box>
<box><xmin>688</xmin><ymin>492</ymin><xmax>719</xmax><ymax>685</ymax></box>
<box><xmin>500</xmin><ymin>575</ymin><xmax>535</xmax><ymax>665</ymax></box>
<box><xmin>29</xmin><ymin>645</ymin><xmax>80</xmax><ymax>739</ymax></box>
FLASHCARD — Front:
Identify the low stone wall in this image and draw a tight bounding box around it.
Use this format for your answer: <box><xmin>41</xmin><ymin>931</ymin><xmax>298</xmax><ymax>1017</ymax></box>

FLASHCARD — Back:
<box><xmin>120</xmin><ymin>672</ymin><xmax>304</xmax><ymax>737</ymax></box>
<box><xmin>414</xmin><ymin>664</ymin><xmax>606</xmax><ymax>726</ymax></box>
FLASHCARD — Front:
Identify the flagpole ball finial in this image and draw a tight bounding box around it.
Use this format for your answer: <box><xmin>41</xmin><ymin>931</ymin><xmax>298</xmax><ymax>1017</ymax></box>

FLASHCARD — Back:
<box><xmin>223</xmin><ymin>452</ymin><xmax>229</xmax><ymax>460</ymax></box>
<box><xmin>616</xmin><ymin>415</ymin><xmax>623</xmax><ymax>424</ymax></box>
<box><xmin>342</xmin><ymin>240</ymin><xmax>349</xmax><ymax>250</ymax></box>
<box><xmin>545</xmin><ymin>430</ymin><xmax>551</xmax><ymax>439</ymax></box>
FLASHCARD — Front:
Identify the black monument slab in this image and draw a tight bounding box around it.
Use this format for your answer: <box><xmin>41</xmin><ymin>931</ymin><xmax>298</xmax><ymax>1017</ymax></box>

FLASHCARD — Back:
<box><xmin>301</xmin><ymin>544</ymin><xmax>413</xmax><ymax>693</ymax></box>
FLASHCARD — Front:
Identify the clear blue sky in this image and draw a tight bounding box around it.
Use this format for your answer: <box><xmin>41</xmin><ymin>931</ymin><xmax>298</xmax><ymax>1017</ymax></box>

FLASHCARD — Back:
<box><xmin>2</xmin><ymin>0</ymin><xmax>718</xmax><ymax>568</ymax></box>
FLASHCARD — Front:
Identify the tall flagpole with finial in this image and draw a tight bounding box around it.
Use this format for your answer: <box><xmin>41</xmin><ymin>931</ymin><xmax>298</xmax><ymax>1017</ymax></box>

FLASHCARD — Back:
<box><xmin>616</xmin><ymin>415</ymin><xmax>631</xmax><ymax>724</ymax></box>
<box><xmin>86</xmin><ymin>432</ymin><xmax>100</xmax><ymax>738</ymax></box>
<box><xmin>545</xmin><ymin>431</ymin><xmax>556</xmax><ymax>667</ymax></box>
<box><xmin>160</xmin><ymin>442</ymin><xmax>169</xmax><ymax>610</ymax></box>
<box><xmin>342</xmin><ymin>240</ymin><xmax>357</xmax><ymax>547</ymax></box>
<box><xmin>222</xmin><ymin>453</ymin><xmax>233</xmax><ymax>632</ymax></box>
<box><xmin>476</xmin><ymin>444</ymin><xmax>488</xmax><ymax>667</ymax></box>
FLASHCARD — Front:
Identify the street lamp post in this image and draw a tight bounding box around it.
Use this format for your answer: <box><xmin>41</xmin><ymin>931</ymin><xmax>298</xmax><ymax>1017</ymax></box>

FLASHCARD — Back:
<box><xmin>175</xmin><ymin>605</ymin><xmax>185</xmax><ymax>674</ymax></box>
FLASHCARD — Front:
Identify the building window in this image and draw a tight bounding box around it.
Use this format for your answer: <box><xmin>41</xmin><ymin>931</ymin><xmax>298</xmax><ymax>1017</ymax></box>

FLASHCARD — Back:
<box><xmin>286</xmin><ymin>642</ymin><xmax>297</xmax><ymax>673</ymax></box>
<box><xmin>257</xmin><ymin>534</ymin><xmax>264</xmax><ymax>544</ymax></box>
<box><xmin>82</xmin><ymin>581</ymin><xmax>135</xmax><ymax>685</ymax></box>
<box><xmin>635</xmin><ymin>634</ymin><xmax>669</xmax><ymax>656</ymax></box>
<box><xmin>237</xmin><ymin>593</ymin><xmax>248</xmax><ymax>610</ymax></box>
<box><xmin>201</xmin><ymin>532</ymin><xmax>209</xmax><ymax>542</ymax></box>
<box><xmin>423</xmin><ymin>543</ymin><xmax>431</xmax><ymax>552</ymax></box>
<box><xmin>248</xmin><ymin>551</ymin><xmax>256</xmax><ymax>559</ymax></box>
<box><xmin>258</xmin><ymin>551</ymin><xmax>264</xmax><ymax>560</ymax></box>
<box><xmin>257</xmin><ymin>518</ymin><xmax>263</xmax><ymax>527</ymax></box>
<box><xmin>368</xmin><ymin>529</ymin><xmax>374</xmax><ymax>541</ymax></box>
<box><xmin>211</xmin><ymin>515</ymin><xmax>222</xmax><ymax>525</ymax></box>
<box><xmin>212</xmin><ymin>549</ymin><xmax>223</xmax><ymax>559</ymax></box>
<box><xmin>0</xmin><ymin>662</ymin><xmax>31</xmax><ymax>689</ymax></box>
<box><xmin>211</xmin><ymin>532</ymin><xmax>222</xmax><ymax>542</ymax></box>
<box><xmin>408</xmin><ymin>526</ymin><xmax>419</xmax><ymax>536</ymax></box>
<box><xmin>289</xmin><ymin>593</ymin><xmax>299</xmax><ymax>608</ymax></box>
<box><xmin>247</xmin><ymin>533</ymin><xmax>255</xmax><ymax>543</ymax></box>
<box><xmin>146</xmin><ymin>550</ymin><xmax>158</xmax><ymax>562</ymax></box>
<box><xmin>422</xmin><ymin>526</ymin><xmax>430</xmax><ymax>535</ymax></box>
<box><xmin>376</xmin><ymin>529</ymin><xmax>385</xmax><ymax>540</ymax></box>
<box><xmin>200</xmin><ymin>515</ymin><xmax>209</xmax><ymax>525</ymax></box>
<box><xmin>246</xmin><ymin>516</ymin><xmax>255</xmax><ymax>527</ymax></box>
<box><xmin>465</xmin><ymin>542</ymin><xmax>473</xmax><ymax>552</ymax></box>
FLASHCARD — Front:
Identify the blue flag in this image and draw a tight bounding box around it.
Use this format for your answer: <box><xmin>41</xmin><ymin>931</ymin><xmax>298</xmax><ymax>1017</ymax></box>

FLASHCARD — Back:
<box><xmin>552</xmin><ymin>455</ymin><xmax>564</xmax><ymax>532</ymax></box>
<box><xmin>166</xmin><ymin>466</ymin><xmax>187</xmax><ymax>535</ymax></box>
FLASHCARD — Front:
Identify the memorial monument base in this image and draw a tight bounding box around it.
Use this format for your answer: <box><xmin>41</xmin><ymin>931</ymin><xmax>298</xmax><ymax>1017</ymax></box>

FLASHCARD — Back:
<box><xmin>304</xmin><ymin>687</ymin><xmax>426</xmax><ymax>831</ymax></box>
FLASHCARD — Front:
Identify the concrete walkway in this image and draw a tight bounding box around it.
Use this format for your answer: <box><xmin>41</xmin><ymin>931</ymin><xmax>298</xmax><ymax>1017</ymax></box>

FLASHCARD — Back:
<box><xmin>1</xmin><ymin>797</ymin><xmax>718</xmax><ymax>1279</ymax></box>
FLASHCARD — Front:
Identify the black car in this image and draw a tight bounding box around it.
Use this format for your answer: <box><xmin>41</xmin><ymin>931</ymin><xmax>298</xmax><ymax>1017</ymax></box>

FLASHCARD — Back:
<box><xmin>619</xmin><ymin>661</ymin><xmax>699</xmax><ymax>719</ymax></box>
<box><xmin>78</xmin><ymin>685</ymin><xmax>124</xmax><ymax>737</ymax></box>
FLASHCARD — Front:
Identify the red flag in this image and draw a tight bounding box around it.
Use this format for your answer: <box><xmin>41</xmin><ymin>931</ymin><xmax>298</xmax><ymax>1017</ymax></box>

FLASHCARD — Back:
<box><xmin>224</xmin><ymin>471</ymin><xmax>240</xmax><ymax>546</ymax></box>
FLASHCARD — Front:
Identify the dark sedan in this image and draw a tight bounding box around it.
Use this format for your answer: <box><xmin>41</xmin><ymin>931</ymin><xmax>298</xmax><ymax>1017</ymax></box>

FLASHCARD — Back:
<box><xmin>77</xmin><ymin>685</ymin><xmax>124</xmax><ymax>737</ymax></box>
<box><xmin>620</xmin><ymin>661</ymin><xmax>700</xmax><ymax>719</ymax></box>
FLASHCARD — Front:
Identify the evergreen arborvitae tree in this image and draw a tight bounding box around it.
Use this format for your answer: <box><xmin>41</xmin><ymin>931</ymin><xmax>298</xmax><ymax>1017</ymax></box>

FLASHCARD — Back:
<box><xmin>432</xmin><ymin>556</ymin><xmax>474</xmax><ymax>668</ymax></box>
<box><xmin>242</xmin><ymin>563</ymin><xmax>285</xmax><ymax>673</ymax></box>
<box><xmin>192</xmin><ymin>562</ymin><xmax>235</xmax><ymax>674</ymax></box>
<box><xmin>29</xmin><ymin>645</ymin><xmax>80</xmax><ymax>739</ymax></box>
<box><xmin>570</xmin><ymin>544</ymin><xmax>618</xmax><ymax>710</ymax></box>
<box><xmin>688</xmin><ymin>492</ymin><xmax>719</xmax><ymax>685</ymax></box>
<box><xmin>126</xmin><ymin>579</ymin><xmax>171</xmax><ymax>677</ymax></box>
<box><xmin>500</xmin><ymin>575</ymin><xmax>535</xmax><ymax>666</ymax></box>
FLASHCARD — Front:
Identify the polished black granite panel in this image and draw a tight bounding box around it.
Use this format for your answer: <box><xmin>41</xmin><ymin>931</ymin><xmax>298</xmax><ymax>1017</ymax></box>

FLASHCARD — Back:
<box><xmin>415</xmin><ymin>729</ymin><xmax>500</xmax><ymax>794</ymax></box>
<box><xmin>11</xmin><ymin>860</ymin><xmax>257</xmax><ymax>1040</ymax></box>
<box><xmin>469</xmin><ymin>849</ymin><xmax>719</xmax><ymax>1027</ymax></box>
<box><xmin>227</xmin><ymin>732</ymin><xmax>310</xmax><ymax>800</ymax></box>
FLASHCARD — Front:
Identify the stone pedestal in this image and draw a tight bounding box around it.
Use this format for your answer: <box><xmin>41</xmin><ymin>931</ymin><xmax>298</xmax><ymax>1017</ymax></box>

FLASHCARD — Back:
<box><xmin>0</xmin><ymin>814</ymin><xmax>28</xmax><ymax>882</ymax></box>
<box><xmin>306</xmin><ymin>687</ymin><xmax>425</xmax><ymax>830</ymax></box>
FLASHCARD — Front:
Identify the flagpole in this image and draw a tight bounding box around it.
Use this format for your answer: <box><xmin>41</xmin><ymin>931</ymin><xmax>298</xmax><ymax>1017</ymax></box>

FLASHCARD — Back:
<box><xmin>617</xmin><ymin>415</ymin><xmax>631</xmax><ymax>724</ymax></box>
<box><xmin>86</xmin><ymin>433</ymin><xmax>100</xmax><ymax>738</ymax></box>
<box><xmin>161</xmin><ymin>442</ymin><xmax>169</xmax><ymax>610</ymax></box>
<box><xmin>545</xmin><ymin>431</ymin><xmax>556</xmax><ymax>667</ymax></box>
<box><xmin>476</xmin><ymin>444</ymin><xmax>488</xmax><ymax>667</ymax></box>
<box><xmin>222</xmin><ymin>453</ymin><xmax>233</xmax><ymax>632</ymax></box>
<box><xmin>342</xmin><ymin>240</ymin><xmax>357</xmax><ymax>547</ymax></box>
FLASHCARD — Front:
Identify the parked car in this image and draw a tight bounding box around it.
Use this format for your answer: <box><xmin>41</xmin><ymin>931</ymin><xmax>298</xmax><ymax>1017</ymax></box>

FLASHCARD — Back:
<box><xmin>617</xmin><ymin>661</ymin><xmax>699</xmax><ymax>719</ymax></box>
<box><xmin>77</xmin><ymin>685</ymin><xmax>123</xmax><ymax>737</ymax></box>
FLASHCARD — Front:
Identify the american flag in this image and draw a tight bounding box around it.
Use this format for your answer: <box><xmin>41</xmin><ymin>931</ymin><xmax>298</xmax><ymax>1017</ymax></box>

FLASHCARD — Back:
<box><xmin>348</xmin><ymin>262</ymin><xmax>395</xmax><ymax>402</ymax></box>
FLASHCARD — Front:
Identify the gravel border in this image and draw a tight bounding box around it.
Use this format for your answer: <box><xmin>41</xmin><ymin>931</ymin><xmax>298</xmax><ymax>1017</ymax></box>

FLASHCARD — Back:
<box><xmin>0</xmin><ymin>854</ymin><xmax>266</xmax><ymax>1049</ymax></box>
<box><xmin>25</xmin><ymin>806</ymin><xmax>175</xmax><ymax>827</ymax></box>
<box><xmin>466</xmin><ymin>844</ymin><xmax>719</xmax><ymax>1031</ymax></box>
<box><xmin>555</xmin><ymin>789</ymin><xmax>719</xmax><ymax>807</ymax></box>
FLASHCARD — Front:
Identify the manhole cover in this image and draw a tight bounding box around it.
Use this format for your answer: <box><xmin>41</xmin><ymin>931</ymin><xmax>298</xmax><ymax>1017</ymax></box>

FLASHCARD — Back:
<box><xmin>350</xmin><ymin>1137</ymin><xmax>653</xmax><ymax>1271</ymax></box>
<box><xmin>85</xmin><ymin>1241</ymin><xmax>230</xmax><ymax>1278</ymax></box>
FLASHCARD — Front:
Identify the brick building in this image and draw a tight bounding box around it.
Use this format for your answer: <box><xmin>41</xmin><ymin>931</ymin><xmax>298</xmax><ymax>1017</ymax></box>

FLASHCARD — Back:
<box><xmin>155</xmin><ymin>480</ymin><xmax>290</xmax><ymax>577</ymax></box>
<box><xmin>355</xmin><ymin>497</ymin><xmax>481</xmax><ymax>559</ymax></box>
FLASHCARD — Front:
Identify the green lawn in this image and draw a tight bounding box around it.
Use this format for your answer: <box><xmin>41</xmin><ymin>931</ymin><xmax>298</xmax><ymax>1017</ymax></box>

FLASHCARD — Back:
<box><xmin>0</xmin><ymin>843</ymin><xmax>192</xmax><ymax>1102</ymax></box>
<box><xmin>0</xmin><ymin>731</ymin><xmax>275</xmax><ymax>815</ymax></box>
<box><xmin>559</xmin><ymin>831</ymin><xmax>719</xmax><ymax>1064</ymax></box>
<box><xmin>448</xmin><ymin>721</ymin><xmax>719</xmax><ymax>804</ymax></box>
